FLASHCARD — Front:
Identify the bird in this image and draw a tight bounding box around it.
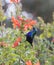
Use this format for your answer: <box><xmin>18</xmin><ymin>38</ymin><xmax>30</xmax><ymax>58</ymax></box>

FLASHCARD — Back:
<box><xmin>26</xmin><ymin>27</ymin><xmax>37</xmax><ymax>46</ymax></box>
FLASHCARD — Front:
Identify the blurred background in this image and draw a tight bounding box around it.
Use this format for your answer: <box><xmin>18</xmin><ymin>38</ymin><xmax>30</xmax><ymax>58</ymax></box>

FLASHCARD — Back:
<box><xmin>1</xmin><ymin>0</ymin><xmax>54</xmax><ymax>23</ymax></box>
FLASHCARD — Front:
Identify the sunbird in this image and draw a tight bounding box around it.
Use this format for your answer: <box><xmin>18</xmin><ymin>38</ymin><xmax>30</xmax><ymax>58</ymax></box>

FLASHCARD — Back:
<box><xmin>26</xmin><ymin>27</ymin><xmax>37</xmax><ymax>46</ymax></box>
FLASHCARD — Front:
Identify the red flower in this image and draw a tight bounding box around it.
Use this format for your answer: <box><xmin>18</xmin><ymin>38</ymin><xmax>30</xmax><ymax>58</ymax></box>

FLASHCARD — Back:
<box><xmin>11</xmin><ymin>16</ymin><xmax>21</xmax><ymax>28</ymax></box>
<box><xmin>10</xmin><ymin>0</ymin><xmax>20</xmax><ymax>3</ymax></box>
<box><xmin>26</xmin><ymin>60</ymin><xmax>32</xmax><ymax>65</ymax></box>
<box><xmin>12</xmin><ymin>41</ymin><xmax>19</xmax><ymax>48</ymax></box>
<box><xmin>18</xmin><ymin>16</ymin><xmax>24</xmax><ymax>21</ymax></box>
<box><xmin>29</xmin><ymin>20</ymin><xmax>37</xmax><ymax>26</ymax></box>
<box><xmin>28</xmin><ymin>24</ymin><xmax>33</xmax><ymax>29</ymax></box>
<box><xmin>16</xmin><ymin>37</ymin><xmax>22</xmax><ymax>42</ymax></box>
<box><xmin>15</xmin><ymin>19</ymin><xmax>21</xmax><ymax>28</ymax></box>
<box><xmin>12</xmin><ymin>16</ymin><xmax>37</xmax><ymax>30</ymax></box>
<box><xmin>25</xmin><ymin>19</ymin><xmax>30</xmax><ymax>22</ymax></box>
<box><xmin>23</xmin><ymin>20</ymin><xmax>36</xmax><ymax>31</ymax></box>
<box><xmin>23</xmin><ymin>24</ymin><xmax>29</xmax><ymax>31</ymax></box>
<box><xmin>12</xmin><ymin>37</ymin><xmax>21</xmax><ymax>48</ymax></box>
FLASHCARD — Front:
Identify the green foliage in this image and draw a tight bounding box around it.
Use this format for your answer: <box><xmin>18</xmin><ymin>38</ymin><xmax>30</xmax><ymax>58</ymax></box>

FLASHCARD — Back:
<box><xmin>0</xmin><ymin>20</ymin><xmax>54</xmax><ymax>65</ymax></box>
<box><xmin>0</xmin><ymin>0</ymin><xmax>6</xmax><ymax>22</ymax></box>
<box><xmin>0</xmin><ymin>28</ymin><xmax>38</xmax><ymax>65</ymax></box>
<box><xmin>0</xmin><ymin>1</ymin><xmax>54</xmax><ymax>65</ymax></box>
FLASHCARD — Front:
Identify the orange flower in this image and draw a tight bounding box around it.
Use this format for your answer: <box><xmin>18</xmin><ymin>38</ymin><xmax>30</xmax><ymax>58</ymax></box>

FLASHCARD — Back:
<box><xmin>23</xmin><ymin>20</ymin><xmax>36</xmax><ymax>31</ymax></box>
<box><xmin>10</xmin><ymin>0</ymin><xmax>20</xmax><ymax>3</ymax></box>
<box><xmin>23</xmin><ymin>26</ymin><xmax>28</xmax><ymax>31</ymax></box>
<box><xmin>11</xmin><ymin>16</ymin><xmax>17</xmax><ymax>25</ymax></box>
<box><xmin>12</xmin><ymin>23</ymin><xmax>17</xmax><ymax>29</ymax></box>
<box><xmin>12</xmin><ymin>37</ymin><xmax>21</xmax><ymax>48</ymax></box>
<box><xmin>34</xmin><ymin>61</ymin><xmax>40</xmax><ymax>65</ymax></box>
<box><xmin>11</xmin><ymin>16</ymin><xmax>21</xmax><ymax>28</ymax></box>
<box><xmin>0</xmin><ymin>42</ymin><xmax>9</xmax><ymax>47</ymax></box>
<box><xmin>16</xmin><ymin>37</ymin><xmax>22</xmax><ymax>42</ymax></box>
<box><xmin>15</xmin><ymin>19</ymin><xmax>21</xmax><ymax>28</ymax></box>
<box><xmin>26</xmin><ymin>60</ymin><xmax>32</xmax><ymax>65</ymax></box>
<box><xmin>29</xmin><ymin>20</ymin><xmax>36</xmax><ymax>26</ymax></box>
<box><xmin>12</xmin><ymin>16</ymin><xmax>37</xmax><ymax>30</ymax></box>
<box><xmin>18</xmin><ymin>16</ymin><xmax>24</xmax><ymax>21</ymax></box>
<box><xmin>24</xmin><ymin>20</ymin><xmax>36</xmax><ymax>30</ymax></box>
<box><xmin>28</xmin><ymin>20</ymin><xmax>36</xmax><ymax>30</ymax></box>
<box><xmin>25</xmin><ymin>19</ymin><xmax>31</xmax><ymax>22</ymax></box>
<box><xmin>23</xmin><ymin>24</ymin><xmax>29</xmax><ymax>31</ymax></box>
<box><xmin>28</xmin><ymin>24</ymin><xmax>33</xmax><ymax>30</ymax></box>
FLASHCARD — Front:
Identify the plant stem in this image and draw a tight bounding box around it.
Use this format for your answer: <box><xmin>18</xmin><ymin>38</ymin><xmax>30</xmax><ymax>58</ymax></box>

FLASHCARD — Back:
<box><xmin>1</xmin><ymin>21</ymin><xmax>3</xmax><ymax>38</ymax></box>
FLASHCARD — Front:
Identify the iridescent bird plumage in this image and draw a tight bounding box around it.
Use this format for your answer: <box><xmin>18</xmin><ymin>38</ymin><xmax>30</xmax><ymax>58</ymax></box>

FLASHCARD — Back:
<box><xmin>26</xmin><ymin>27</ymin><xmax>37</xmax><ymax>46</ymax></box>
